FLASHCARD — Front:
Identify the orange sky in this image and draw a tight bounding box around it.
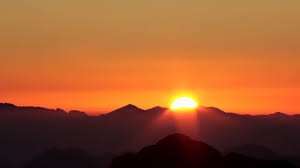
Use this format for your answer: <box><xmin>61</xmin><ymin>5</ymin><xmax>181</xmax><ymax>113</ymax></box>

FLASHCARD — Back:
<box><xmin>1</xmin><ymin>0</ymin><xmax>300</xmax><ymax>114</ymax></box>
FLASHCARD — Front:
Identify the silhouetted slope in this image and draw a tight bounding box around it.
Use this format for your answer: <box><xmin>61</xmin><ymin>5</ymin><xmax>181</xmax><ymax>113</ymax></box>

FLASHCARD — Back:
<box><xmin>106</xmin><ymin>104</ymin><xmax>143</xmax><ymax>116</ymax></box>
<box><xmin>0</xmin><ymin>103</ymin><xmax>67</xmax><ymax>118</ymax></box>
<box><xmin>227</xmin><ymin>144</ymin><xmax>277</xmax><ymax>160</ymax></box>
<box><xmin>68</xmin><ymin>110</ymin><xmax>88</xmax><ymax>118</ymax></box>
<box><xmin>25</xmin><ymin>148</ymin><xmax>102</xmax><ymax>168</ymax></box>
<box><xmin>198</xmin><ymin>106</ymin><xmax>226</xmax><ymax>115</ymax></box>
<box><xmin>102</xmin><ymin>104</ymin><xmax>168</xmax><ymax>118</ymax></box>
<box><xmin>111</xmin><ymin>134</ymin><xmax>297</xmax><ymax>168</ymax></box>
<box><xmin>146</xmin><ymin>106</ymin><xmax>168</xmax><ymax>113</ymax></box>
<box><xmin>222</xmin><ymin>152</ymin><xmax>297</xmax><ymax>168</ymax></box>
<box><xmin>101</xmin><ymin>104</ymin><xmax>167</xmax><ymax>124</ymax></box>
<box><xmin>0</xmin><ymin>103</ymin><xmax>17</xmax><ymax>111</ymax></box>
<box><xmin>111</xmin><ymin>134</ymin><xmax>223</xmax><ymax>168</ymax></box>
<box><xmin>0</xmin><ymin>103</ymin><xmax>91</xmax><ymax>119</ymax></box>
<box><xmin>0</xmin><ymin>161</ymin><xmax>13</xmax><ymax>168</ymax></box>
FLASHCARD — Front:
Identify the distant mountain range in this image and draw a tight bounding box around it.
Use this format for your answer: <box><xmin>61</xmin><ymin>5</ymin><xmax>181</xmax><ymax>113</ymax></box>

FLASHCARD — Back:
<box><xmin>1</xmin><ymin>102</ymin><xmax>300</xmax><ymax>120</ymax></box>
<box><xmin>1</xmin><ymin>103</ymin><xmax>300</xmax><ymax>167</ymax></box>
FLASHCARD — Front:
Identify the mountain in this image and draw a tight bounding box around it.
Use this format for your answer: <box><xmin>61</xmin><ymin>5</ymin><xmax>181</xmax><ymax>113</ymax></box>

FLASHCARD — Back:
<box><xmin>107</xmin><ymin>104</ymin><xmax>143</xmax><ymax>115</ymax></box>
<box><xmin>226</xmin><ymin>144</ymin><xmax>278</xmax><ymax>160</ymax></box>
<box><xmin>111</xmin><ymin>134</ymin><xmax>296</xmax><ymax>168</ymax></box>
<box><xmin>146</xmin><ymin>106</ymin><xmax>168</xmax><ymax>113</ymax></box>
<box><xmin>0</xmin><ymin>103</ymin><xmax>17</xmax><ymax>111</ymax></box>
<box><xmin>101</xmin><ymin>104</ymin><xmax>144</xmax><ymax>119</ymax></box>
<box><xmin>1</xmin><ymin>103</ymin><xmax>300</xmax><ymax>167</ymax></box>
<box><xmin>68</xmin><ymin>110</ymin><xmax>89</xmax><ymax>118</ymax></box>
<box><xmin>0</xmin><ymin>103</ymin><xmax>66</xmax><ymax>118</ymax></box>
<box><xmin>111</xmin><ymin>133</ymin><xmax>223</xmax><ymax>168</ymax></box>
<box><xmin>0</xmin><ymin>103</ymin><xmax>89</xmax><ymax>118</ymax></box>
<box><xmin>25</xmin><ymin>148</ymin><xmax>108</xmax><ymax>168</ymax></box>
<box><xmin>23</xmin><ymin>134</ymin><xmax>297</xmax><ymax>168</ymax></box>
<box><xmin>102</xmin><ymin>104</ymin><xmax>167</xmax><ymax>118</ymax></box>
<box><xmin>222</xmin><ymin>152</ymin><xmax>296</xmax><ymax>168</ymax></box>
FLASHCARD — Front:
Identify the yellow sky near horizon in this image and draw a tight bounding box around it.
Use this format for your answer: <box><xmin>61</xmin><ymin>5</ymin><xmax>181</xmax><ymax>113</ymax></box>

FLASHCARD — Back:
<box><xmin>1</xmin><ymin>0</ymin><xmax>300</xmax><ymax>114</ymax></box>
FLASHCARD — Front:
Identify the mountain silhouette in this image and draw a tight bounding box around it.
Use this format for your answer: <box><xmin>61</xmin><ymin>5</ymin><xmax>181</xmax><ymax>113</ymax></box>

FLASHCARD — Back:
<box><xmin>68</xmin><ymin>110</ymin><xmax>88</xmax><ymax>118</ymax></box>
<box><xmin>111</xmin><ymin>133</ymin><xmax>222</xmax><ymax>168</ymax></box>
<box><xmin>0</xmin><ymin>103</ymin><xmax>67</xmax><ymax>118</ymax></box>
<box><xmin>1</xmin><ymin>103</ymin><xmax>300</xmax><ymax>167</ymax></box>
<box><xmin>146</xmin><ymin>106</ymin><xmax>168</xmax><ymax>113</ymax></box>
<box><xmin>0</xmin><ymin>103</ymin><xmax>17</xmax><ymax>110</ymax></box>
<box><xmin>226</xmin><ymin>144</ymin><xmax>278</xmax><ymax>160</ymax></box>
<box><xmin>111</xmin><ymin>134</ymin><xmax>297</xmax><ymax>168</ymax></box>
<box><xmin>109</xmin><ymin>104</ymin><xmax>143</xmax><ymax>114</ymax></box>
<box><xmin>0</xmin><ymin>103</ymin><xmax>89</xmax><ymax>118</ymax></box>
<box><xmin>222</xmin><ymin>152</ymin><xmax>297</xmax><ymax>168</ymax></box>
<box><xmin>102</xmin><ymin>104</ymin><xmax>144</xmax><ymax>118</ymax></box>
<box><xmin>25</xmin><ymin>148</ymin><xmax>105</xmax><ymax>168</ymax></box>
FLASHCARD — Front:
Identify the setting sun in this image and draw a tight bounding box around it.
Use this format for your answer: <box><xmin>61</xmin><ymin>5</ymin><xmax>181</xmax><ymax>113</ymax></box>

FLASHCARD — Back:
<box><xmin>170</xmin><ymin>97</ymin><xmax>198</xmax><ymax>110</ymax></box>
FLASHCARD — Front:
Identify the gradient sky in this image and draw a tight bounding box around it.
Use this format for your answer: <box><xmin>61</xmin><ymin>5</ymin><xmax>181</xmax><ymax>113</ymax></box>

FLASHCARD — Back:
<box><xmin>1</xmin><ymin>0</ymin><xmax>300</xmax><ymax>114</ymax></box>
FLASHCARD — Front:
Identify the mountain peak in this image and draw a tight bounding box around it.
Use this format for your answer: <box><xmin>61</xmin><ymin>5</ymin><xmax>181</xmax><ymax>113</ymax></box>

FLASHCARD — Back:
<box><xmin>156</xmin><ymin>134</ymin><xmax>220</xmax><ymax>155</ymax></box>
<box><xmin>271</xmin><ymin>112</ymin><xmax>288</xmax><ymax>116</ymax></box>
<box><xmin>108</xmin><ymin>104</ymin><xmax>143</xmax><ymax>116</ymax></box>
<box><xmin>112</xmin><ymin>133</ymin><xmax>223</xmax><ymax>168</ymax></box>
<box><xmin>123</xmin><ymin>104</ymin><xmax>140</xmax><ymax>109</ymax></box>
<box><xmin>147</xmin><ymin>106</ymin><xmax>168</xmax><ymax>112</ymax></box>
<box><xmin>116</xmin><ymin>104</ymin><xmax>143</xmax><ymax>112</ymax></box>
<box><xmin>157</xmin><ymin>133</ymin><xmax>191</xmax><ymax>145</ymax></box>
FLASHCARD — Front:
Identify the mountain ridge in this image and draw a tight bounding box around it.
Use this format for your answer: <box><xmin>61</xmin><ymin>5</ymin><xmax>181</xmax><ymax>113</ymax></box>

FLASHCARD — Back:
<box><xmin>0</xmin><ymin>102</ymin><xmax>298</xmax><ymax>117</ymax></box>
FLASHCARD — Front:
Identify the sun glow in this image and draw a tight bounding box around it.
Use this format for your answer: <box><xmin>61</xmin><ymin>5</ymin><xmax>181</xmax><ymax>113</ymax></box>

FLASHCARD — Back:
<box><xmin>170</xmin><ymin>97</ymin><xmax>198</xmax><ymax>110</ymax></box>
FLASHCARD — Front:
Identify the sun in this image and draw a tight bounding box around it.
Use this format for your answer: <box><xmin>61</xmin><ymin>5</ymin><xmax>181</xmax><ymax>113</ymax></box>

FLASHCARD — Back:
<box><xmin>170</xmin><ymin>97</ymin><xmax>198</xmax><ymax>110</ymax></box>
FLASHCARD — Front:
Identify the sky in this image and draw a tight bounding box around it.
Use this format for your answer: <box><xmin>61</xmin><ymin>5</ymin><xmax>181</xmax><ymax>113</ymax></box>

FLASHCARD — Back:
<box><xmin>1</xmin><ymin>0</ymin><xmax>300</xmax><ymax>114</ymax></box>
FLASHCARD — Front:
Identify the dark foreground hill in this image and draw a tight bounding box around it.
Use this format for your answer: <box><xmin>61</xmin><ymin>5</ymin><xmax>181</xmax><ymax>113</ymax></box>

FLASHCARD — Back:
<box><xmin>111</xmin><ymin>134</ymin><xmax>297</xmax><ymax>168</ymax></box>
<box><xmin>24</xmin><ymin>134</ymin><xmax>296</xmax><ymax>168</ymax></box>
